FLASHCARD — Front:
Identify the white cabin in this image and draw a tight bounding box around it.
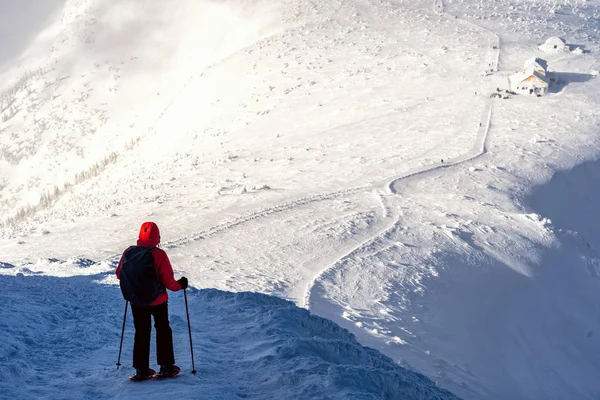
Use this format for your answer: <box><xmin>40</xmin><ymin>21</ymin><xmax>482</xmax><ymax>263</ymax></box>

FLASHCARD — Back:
<box><xmin>510</xmin><ymin>68</ymin><xmax>550</xmax><ymax>96</ymax></box>
<box><xmin>509</xmin><ymin>57</ymin><xmax>551</xmax><ymax>96</ymax></box>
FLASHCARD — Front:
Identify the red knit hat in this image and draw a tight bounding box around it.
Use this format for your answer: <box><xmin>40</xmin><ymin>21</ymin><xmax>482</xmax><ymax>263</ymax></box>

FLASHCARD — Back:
<box><xmin>138</xmin><ymin>221</ymin><xmax>160</xmax><ymax>245</ymax></box>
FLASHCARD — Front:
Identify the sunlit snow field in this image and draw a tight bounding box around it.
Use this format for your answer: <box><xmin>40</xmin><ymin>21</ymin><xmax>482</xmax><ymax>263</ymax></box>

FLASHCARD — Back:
<box><xmin>2</xmin><ymin>0</ymin><xmax>600</xmax><ymax>399</ymax></box>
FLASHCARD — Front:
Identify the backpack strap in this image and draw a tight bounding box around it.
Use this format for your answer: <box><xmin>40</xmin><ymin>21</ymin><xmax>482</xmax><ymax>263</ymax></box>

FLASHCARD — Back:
<box><xmin>143</xmin><ymin>246</ymin><xmax>158</xmax><ymax>277</ymax></box>
<box><xmin>145</xmin><ymin>247</ymin><xmax>165</xmax><ymax>294</ymax></box>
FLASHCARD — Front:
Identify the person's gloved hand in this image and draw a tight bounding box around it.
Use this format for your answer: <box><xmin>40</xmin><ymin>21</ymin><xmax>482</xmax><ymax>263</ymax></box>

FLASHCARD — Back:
<box><xmin>178</xmin><ymin>277</ymin><xmax>188</xmax><ymax>290</ymax></box>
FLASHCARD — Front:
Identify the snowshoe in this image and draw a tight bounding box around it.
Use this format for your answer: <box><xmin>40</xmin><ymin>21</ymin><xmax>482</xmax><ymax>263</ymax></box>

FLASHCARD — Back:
<box><xmin>129</xmin><ymin>368</ymin><xmax>156</xmax><ymax>381</ymax></box>
<box><xmin>153</xmin><ymin>364</ymin><xmax>180</xmax><ymax>379</ymax></box>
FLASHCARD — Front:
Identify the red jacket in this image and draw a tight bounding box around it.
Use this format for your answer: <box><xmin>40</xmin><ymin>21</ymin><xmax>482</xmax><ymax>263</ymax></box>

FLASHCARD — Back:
<box><xmin>116</xmin><ymin>222</ymin><xmax>182</xmax><ymax>306</ymax></box>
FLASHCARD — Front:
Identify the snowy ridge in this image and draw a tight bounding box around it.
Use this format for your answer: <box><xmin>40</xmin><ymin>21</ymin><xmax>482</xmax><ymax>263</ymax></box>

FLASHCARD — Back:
<box><xmin>0</xmin><ymin>260</ymin><xmax>457</xmax><ymax>400</ymax></box>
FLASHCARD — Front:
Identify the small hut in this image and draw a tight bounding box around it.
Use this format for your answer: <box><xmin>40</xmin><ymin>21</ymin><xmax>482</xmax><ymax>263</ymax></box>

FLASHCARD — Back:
<box><xmin>538</xmin><ymin>37</ymin><xmax>569</xmax><ymax>53</ymax></box>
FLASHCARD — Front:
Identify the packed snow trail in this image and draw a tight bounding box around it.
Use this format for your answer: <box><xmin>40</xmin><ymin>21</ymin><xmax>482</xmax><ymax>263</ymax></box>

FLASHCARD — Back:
<box><xmin>303</xmin><ymin>0</ymin><xmax>499</xmax><ymax>308</ymax></box>
<box><xmin>0</xmin><ymin>261</ymin><xmax>459</xmax><ymax>400</ymax></box>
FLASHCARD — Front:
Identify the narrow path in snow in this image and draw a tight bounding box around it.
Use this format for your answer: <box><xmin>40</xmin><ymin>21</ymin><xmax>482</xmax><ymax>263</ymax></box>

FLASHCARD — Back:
<box><xmin>303</xmin><ymin>0</ymin><xmax>502</xmax><ymax>309</ymax></box>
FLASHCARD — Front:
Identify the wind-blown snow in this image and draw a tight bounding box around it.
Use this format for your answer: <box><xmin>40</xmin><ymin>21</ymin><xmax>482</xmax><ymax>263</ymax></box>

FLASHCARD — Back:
<box><xmin>0</xmin><ymin>0</ymin><xmax>65</xmax><ymax>77</ymax></box>
<box><xmin>0</xmin><ymin>260</ymin><xmax>457</xmax><ymax>400</ymax></box>
<box><xmin>2</xmin><ymin>0</ymin><xmax>600</xmax><ymax>399</ymax></box>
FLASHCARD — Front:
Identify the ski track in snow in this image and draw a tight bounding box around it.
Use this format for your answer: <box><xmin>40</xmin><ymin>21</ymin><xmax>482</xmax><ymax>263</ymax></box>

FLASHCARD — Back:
<box><xmin>162</xmin><ymin>186</ymin><xmax>369</xmax><ymax>250</ymax></box>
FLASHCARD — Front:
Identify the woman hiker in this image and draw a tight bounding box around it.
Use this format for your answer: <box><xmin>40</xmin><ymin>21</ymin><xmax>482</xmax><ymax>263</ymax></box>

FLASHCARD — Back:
<box><xmin>116</xmin><ymin>221</ymin><xmax>188</xmax><ymax>380</ymax></box>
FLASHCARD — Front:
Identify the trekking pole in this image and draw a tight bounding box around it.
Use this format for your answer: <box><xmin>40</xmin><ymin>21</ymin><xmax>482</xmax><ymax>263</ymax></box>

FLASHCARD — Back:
<box><xmin>116</xmin><ymin>301</ymin><xmax>128</xmax><ymax>369</ymax></box>
<box><xmin>184</xmin><ymin>288</ymin><xmax>197</xmax><ymax>374</ymax></box>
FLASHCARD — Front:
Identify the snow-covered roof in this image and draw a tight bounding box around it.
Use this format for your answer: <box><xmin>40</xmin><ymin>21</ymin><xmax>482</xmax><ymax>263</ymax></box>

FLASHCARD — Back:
<box><xmin>544</xmin><ymin>36</ymin><xmax>566</xmax><ymax>46</ymax></box>
<box><xmin>523</xmin><ymin>57</ymin><xmax>548</xmax><ymax>72</ymax></box>
<box><xmin>510</xmin><ymin>69</ymin><xmax>550</xmax><ymax>86</ymax></box>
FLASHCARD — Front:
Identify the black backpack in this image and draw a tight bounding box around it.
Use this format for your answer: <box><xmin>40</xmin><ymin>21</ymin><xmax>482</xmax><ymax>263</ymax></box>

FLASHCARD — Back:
<box><xmin>119</xmin><ymin>246</ymin><xmax>165</xmax><ymax>306</ymax></box>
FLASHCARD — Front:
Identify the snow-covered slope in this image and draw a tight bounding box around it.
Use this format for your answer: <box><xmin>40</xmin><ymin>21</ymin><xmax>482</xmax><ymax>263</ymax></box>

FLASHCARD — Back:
<box><xmin>0</xmin><ymin>260</ymin><xmax>457</xmax><ymax>400</ymax></box>
<box><xmin>0</xmin><ymin>0</ymin><xmax>488</xmax><ymax>244</ymax></box>
<box><xmin>2</xmin><ymin>0</ymin><xmax>600</xmax><ymax>399</ymax></box>
<box><xmin>305</xmin><ymin>3</ymin><xmax>600</xmax><ymax>399</ymax></box>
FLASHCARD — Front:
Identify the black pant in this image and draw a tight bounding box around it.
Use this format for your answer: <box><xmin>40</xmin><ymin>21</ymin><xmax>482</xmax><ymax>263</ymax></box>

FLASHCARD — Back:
<box><xmin>131</xmin><ymin>302</ymin><xmax>175</xmax><ymax>369</ymax></box>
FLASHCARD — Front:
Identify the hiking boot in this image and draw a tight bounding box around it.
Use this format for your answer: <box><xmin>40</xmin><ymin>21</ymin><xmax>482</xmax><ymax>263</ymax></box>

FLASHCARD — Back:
<box><xmin>130</xmin><ymin>368</ymin><xmax>156</xmax><ymax>381</ymax></box>
<box><xmin>158</xmin><ymin>364</ymin><xmax>180</xmax><ymax>377</ymax></box>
